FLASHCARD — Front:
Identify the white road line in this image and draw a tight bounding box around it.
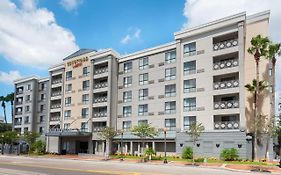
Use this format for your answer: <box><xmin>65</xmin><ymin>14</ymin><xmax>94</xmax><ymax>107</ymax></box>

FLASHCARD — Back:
<box><xmin>0</xmin><ymin>168</ymin><xmax>47</xmax><ymax>175</ymax></box>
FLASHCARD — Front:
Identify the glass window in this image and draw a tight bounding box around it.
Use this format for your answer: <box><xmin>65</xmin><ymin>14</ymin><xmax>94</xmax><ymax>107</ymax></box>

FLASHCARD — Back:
<box><xmin>184</xmin><ymin>61</ymin><xmax>196</xmax><ymax>75</ymax></box>
<box><xmin>82</xmin><ymin>94</ymin><xmax>89</xmax><ymax>104</ymax></box>
<box><xmin>26</xmin><ymin>95</ymin><xmax>31</xmax><ymax>101</ymax></box>
<box><xmin>81</xmin><ymin>122</ymin><xmax>88</xmax><ymax>131</ymax></box>
<box><xmin>27</xmin><ymin>84</ymin><xmax>31</xmax><ymax>91</ymax></box>
<box><xmin>123</xmin><ymin>121</ymin><xmax>132</xmax><ymax>131</ymax></box>
<box><xmin>124</xmin><ymin>62</ymin><xmax>132</xmax><ymax>73</ymax></box>
<box><xmin>123</xmin><ymin>91</ymin><xmax>132</xmax><ymax>102</ymax></box>
<box><xmin>39</xmin><ymin>116</ymin><xmax>45</xmax><ymax>123</ymax></box>
<box><xmin>123</xmin><ymin>76</ymin><xmax>132</xmax><ymax>87</ymax></box>
<box><xmin>81</xmin><ymin>108</ymin><xmax>89</xmax><ymax>118</ymax></box>
<box><xmin>64</xmin><ymin>110</ymin><xmax>71</xmax><ymax>118</ymax></box>
<box><xmin>66</xmin><ymin>71</ymin><xmax>72</xmax><ymax>80</ymax></box>
<box><xmin>83</xmin><ymin>67</ymin><xmax>90</xmax><ymax>76</ymax></box>
<box><xmin>165</xmin><ymin>67</ymin><xmax>176</xmax><ymax>80</ymax></box>
<box><xmin>40</xmin><ymin>104</ymin><xmax>45</xmax><ymax>112</ymax></box>
<box><xmin>184</xmin><ymin>116</ymin><xmax>196</xmax><ymax>130</ymax></box>
<box><xmin>82</xmin><ymin>80</ymin><xmax>90</xmax><ymax>91</ymax></box>
<box><xmin>65</xmin><ymin>97</ymin><xmax>71</xmax><ymax>106</ymax></box>
<box><xmin>139</xmin><ymin>57</ymin><xmax>149</xmax><ymax>70</ymax></box>
<box><xmin>165</xmin><ymin>101</ymin><xmax>176</xmax><ymax>114</ymax></box>
<box><xmin>66</xmin><ymin>84</ymin><xmax>72</xmax><ymax>92</ymax></box>
<box><xmin>41</xmin><ymin>94</ymin><xmax>46</xmax><ymax>100</ymax></box>
<box><xmin>139</xmin><ymin>88</ymin><xmax>148</xmax><ymax>100</ymax></box>
<box><xmin>25</xmin><ymin>106</ymin><xmax>30</xmax><ymax>112</ymax></box>
<box><xmin>138</xmin><ymin>104</ymin><xmax>148</xmax><ymax>116</ymax></box>
<box><xmin>139</xmin><ymin>73</ymin><xmax>149</xmax><ymax>85</ymax></box>
<box><xmin>138</xmin><ymin>120</ymin><xmax>148</xmax><ymax>125</ymax></box>
<box><xmin>123</xmin><ymin>106</ymin><xmax>132</xmax><ymax>117</ymax></box>
<box><xmin>40</xmin><ymin>83</ymin><xmax>46</xmax><ymax>91</ymax></box>
<box><xmin>24</xmin><ymin>116</ymin><xmax>29</xmax><ymax>124</ymax></box>
<box><xmin>165</xmin><ymin>50</ymin><xmax>176</xmax><ymax>63</ymax></box>
<box><xmin>64</xmin><ymin>123</ymin><xmax>70</xmax><ymax>130</ymax></box>
<box><xmin>184</xmin><ymin>42</ymin><xmax>196</xmax><ymax>55</ymax></box>
<box><xmin>184</xmin><ymin>79</ymin><xmax>196</xmax><ymax>93</ymax></box>
<box><xmin>39</xmin><ymin>127</ymin><xmax>44</xmax><ymax>134</ymax></box>
<box><xmin>184</xmin><ymin>98</ymin><xmax>196</xmax><ymax>111</ymax></box>
<box><xmin>165</xmin><ymin>84</ymin><xmax>176</xmax><ymax>97</ymax></box>
<box><xmin>165</xmin><ymin>118</ymin><xmax>176</xmax><ymax>131</ymax></box>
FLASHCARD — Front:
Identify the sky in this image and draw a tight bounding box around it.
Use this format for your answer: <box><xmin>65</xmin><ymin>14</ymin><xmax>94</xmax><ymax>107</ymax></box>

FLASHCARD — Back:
<box><xmin>0</xmin><ymin>0</ymin><xmax>280</xmax><ymax>122</ymax></box>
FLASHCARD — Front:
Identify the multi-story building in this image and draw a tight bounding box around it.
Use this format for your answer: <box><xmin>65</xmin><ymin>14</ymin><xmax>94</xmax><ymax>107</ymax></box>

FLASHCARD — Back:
<box><xmin>13</xmin><ymin>76</ymin><xmax>49</xmax><ymax>135</ymax></box>
<box><xmin>13</xmin><ymin>11</ymin><xmax>274</xmax><ymax>159</ymax></box>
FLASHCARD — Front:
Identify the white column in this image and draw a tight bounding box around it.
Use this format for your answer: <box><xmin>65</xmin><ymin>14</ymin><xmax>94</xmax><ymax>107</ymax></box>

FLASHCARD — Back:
<box><xmin>102</xmin><ymin>141</ymin><xmax>105</xmax><ymax>153</ymax></box>
<box><xmin>146</xmin><ymin>143</ymin><xmax>149</xmax><ymax>148</ymax></box>
<box><xmin>130</xmin><ymin>141</ymin><xmax>133</xmax><ymax>155</ymax></box>
<box><xmin>152</xmin><ymin>141</ymin><xmax>155</xmax><ymax>150</ymax></box>
<box><xmin>137</xmin><ymin>143</ymin><xmax>140</xmax><ymax>154</ymax></box>
<box><xmin>125</xmin><ymin>143</ymin><xmax>128</xmax><ymax>153</ymax></box>
<box><xmin>117</xmin><ymin>142</ymin><xmax>120</xmax><ymax>152</ymax></box>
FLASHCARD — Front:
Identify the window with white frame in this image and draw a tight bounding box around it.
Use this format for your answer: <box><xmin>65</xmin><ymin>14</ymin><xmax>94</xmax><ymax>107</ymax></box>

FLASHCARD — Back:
<box><xmin>184</xmin><ymin>98</ymin><xmax>196</xmax><ymax>111</ymax></box>
<box><xmin>82</xmin><ymin>94</ymin><xmax>89</xmax><ymax>104</ymax></box>
<box><xmin>40</xmin><ymin>93</ymin><xmax>46</xmax><ymax>100</ymax></box>
<box><xmin>123</xmin><ymin>91</ymin><xmax>132</xmax><ymax>102</ymax></box>
<box><xmin>139</xmin><ymin>88</ymin><xmax>148</xmax><ymax>100</ymax></box>
<box><xmin>81</xmin><ymin>122</ymin><xmax>88</xmax><ymax>131</ymax></box>
<box><xmin>138</xmin><ymin>120</ymin><xmax>148</xmax><ymax>125</ymax></box>
<box><xmin>64</xmin><ymin>110</ymin><xmax>71</xmax><ymax>118</ymax></box>
<box><xmin>138</xmin><ymin>104</ymin><xmax>148</xmax><ymax>116</ymax></box>
<box><xmin>27</xmin><ymin>84</ymin><xmax>31</xmax><ymax>91</ymax></box>
<box><xmin>25</xmin><ymin>105</ymin><xmax>30</xmax><ymax>112</ymax></box>
<box><xmin>184</xmin><ymin>116</ymin><xmax>196</xmax><ymax>130</ymax></box>
<box><xmin>139</xmin><ymin>73</ymin><xmax>149</xmax><ymax>85</ymax></box>
<box><xmin>184</xmin><ymin>61</ymin><xmax>196</xmax><ymax>75</ymax></box>
<box><xmin>184</xmin><ymin>79</ymin><xmax>196</xmax><ymax>93</ymax></box>
<box><xmin>123</xmin><ymin>76</ymin><xmax>132</xmax><ymax>87</ymax></box>
<box><xmin>66</xmin><ymin>71</ymin><xmax>72</xmax><ymax>80</ymax></box>
<box><xmin>82</xmin><ymin>80</ymin><xmax>90</xmax><ymax>91</ymax></box>
<box><xmin>165</xmin><ymin>118</ymin><xmax>176</xmax><ymax>131</ymax></box>
<box><xmin>165</xmin><ymin>67</ymin><xmax>176</xmax><ymax>80</ymax></box>
<box><xmin>64</xmin><ymin>123</ymin><xmax>70</xmax><ymax>130</ymax></box>
<box><xmin>26</xmin><ymin>95</ymin><xmax>31</xmax><ymax>102</ymax></box>
<box><xmin>165</xmin><ymin>101</ymin><xmax>176</xmax><ymax>114</ymax></box>
<box><xmin>124</xmin><ymin>62</ymin><xmax>132</xmax><ymax>73</ymax></box>
<box><xmin>123</xmin><ymin>121</ymin><xmax>132</xmax><ymax>131</ymax></box>
<box><xmin>184</xmin><ymin>42</ymin><xmax>196</xmax><ymax>56</ymax></box>
<box><xmin>165</xmin><ymin>84</ymin><xmax>176</xmax><ymax>97</ymax></box>
<box><xmin>139</xmin><ymin>57</ymin><xmax>149</xmax><ymax>70</ymax></box>
<box><xmin>165</xmin><ymin>50</ymin><xmax>176</xmax><ymax>63</ymax></box>
<box><xmin>123</xmin><ymin>106</ymin><xmax>132</xmax><ymax>117</ymax></box>
<box><xmin>66</xmin><ymin>84</ymin><xmax>72</xmax><ymax>92</ymax></box>
<box><xmin>65</xmin><ymin>97</ymin><xmax>71</xmax><ymax>106</ymax></box>
<box><xmin>81</xmin><ymin>108</ymin><xmax>89</xmax><ymax>118</ymax></box>
<box><xmin>83</xmin><ymin>66</ymin><xmax>90</xmax><ymax>76</ymax></box>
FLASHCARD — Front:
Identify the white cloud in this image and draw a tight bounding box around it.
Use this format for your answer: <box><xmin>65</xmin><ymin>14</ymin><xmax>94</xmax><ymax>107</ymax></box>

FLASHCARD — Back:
<box><xmin>60</xmin><ymin>0</ymin><xmax>83</xmax><ymax>12</ymax></box>
<box><xmin>121</xmin><ymin>28</ymin><xmax>141</xmax><ymax>45</ymax></box>
<box><xmin>0</xmin><ymin>0</ymin><xmax>79</xmax><ymax>69</ymax></box>
<box><xmin>0</xmin><ymin>70</ymin><xmax>22</xmax><ymax>85</ymax></box>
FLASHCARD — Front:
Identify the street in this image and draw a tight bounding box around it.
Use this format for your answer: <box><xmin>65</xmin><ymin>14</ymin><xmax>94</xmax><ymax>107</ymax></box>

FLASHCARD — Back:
<box><xmin>0</xmin><ymin>155</ymin><xmax>266</xmax><ymax>175</ymax></box>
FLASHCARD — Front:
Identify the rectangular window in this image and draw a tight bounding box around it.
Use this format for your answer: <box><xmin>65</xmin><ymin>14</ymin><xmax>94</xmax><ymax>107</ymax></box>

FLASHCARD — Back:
<box><xmin>123</xmin><ymin>121</ymin><xmax>132</xmax><ymax>131</ymax></box>
<box><xmin>26</xmin><ymin>95</ymin><xmax>31</xmax><ymax>102</ymax></box>
<box><xmin>139</xmin><ymin>57</ymin><xmax>149</xmax><ymax>70</ymax></box>
<box><xmin>165</xmin><ymin>118</ymin><xmax>176</xmax><ymax>131</ymax></box>
<box><xmin>40</xmin><ymin>83</ymin><xmax>46</xmax><ymax>91</ymax></box>
<box><xmin>66</xmin><ymin>84</ymin><xmax>72</xmax><ymax>92</ymax></box>
<box><xmin>184</xmin><ymin>98</ymin><xmax>196</xmax><ymax>112</ymax></box>
<box><xmin>123</xmin><ymin>76</ymin><xmax>132</xmax><ymax>87</ymax></box>
<box><xmin>139</xmin><ymin>88</ymin><xmax>148</xmax><ymax>100</ymax></box>
<box><xmin>123</xmin><ymin>106</ymin><xmax>132</xmax><ymax>117</ymax></box>
<box><xmin>184</xmin><ymin>116</ymin><xmax>196</xmax><ymax>130</ymax></box>
<box><xmin>184</xmin><ymin>42</ymin><xmax>196</xmax><ymax>56</ymax></box>
<box><xmin>65</xmin><ymin>97</ymin><xmax>71</xmax><ymax>106</ymax></box>
<box><xmin>138</xmin><ymin>104</ymin><xmax>148</xmax><ymax>116</ymax></box>
<box><xmin>82</xmin><ymin>94</ymin><xmax>89</xmax><ymax>104</ymax></box>
<box><xmin>81</xmin><ymin>108</ymin><xmax>89</xmax><ymax>118</ymax></box>
<box><xmin>39</xmin><ymin>127</ymin><xmax>44</xmax><ymax>134</ymax></box>
<box><xmin>138</xmin><ymin>120</ymin><xmax>148</xmax><ymax>125</ymax></box>
<box><xmin>82</xmin><ymin>80</ymin><xmax>90</xmax><ymax>91</ymax></box>
<box><xmin>184</xmin><ymin>61</ymin><xmax>196</xmax><ymax>75</ymax></box>
<box><xmin>64</xmin><ymin>110</ymin><xmax>71</xmax><ymax>118</ymax></box>
<box><xmin>40</xmin><ymin>104</ymin><xmax>45</xmax><ymax>112</ymax></box>
<box><xmin>165</xmin><ymin>50</ymin><xmax>176</xmax><ymax>63</ymax></box>
<box><xmin>165</xmin><ymin>67</ymin><xmax>176</xmax><ymax>80</ymax></box>
<box><xmin>39</xmin><ymin>116</ymin><xmax>45</xmax><ymax>123</ymax></box>
<box><xmin>81</xmin><ymin>122</ymin><xmax>88</xmax><ymax>132</ymax></box>
<box><xmin>139</xmin><ymin>73</ymin><xmax>149</xmax><ymax>85</ymax></box>
<box><xmin>27</xmin><ymin>84</ymin><xmax>31</xmax><ymax>91</ymax></box>
<box><xmin>66</xmin><ymin>71</ymin><xmax>72</xmax><ymax>80</ymax></box>
<box><xmin>25</xmin><ymin>106</ymin><xmax>30</xmax><ymax>112</ymax></box>
<box><xmin>64</xmin><ymin>123</ymin><xmax>70</xmax><ymax>130</ymax></box>
<box><xmin>184</xmin><ymin>79</ymin><xmax>196</xmax><ymax>93</ymax></box>
<box><xmin>123</xmin><ymin>91</ymin><xmax>132</xmax><ymax>102</ymax></box>
<box><xmin>165</xmin><ymin>84</ymin><xmax>176</xmax><ymax>97</ymax></box>
<box><xmin>165</xmin><ymin>101</ymin><xmax>176</xmax><ymax>114</ymax></box>
<box><xmin>83</xmin><ymin>67</ymin><xmax>90</xmax><ymax>76</ymax></box>
<box><xmin>40</xmin><ymin>94</ymin><xmax>46</xmax><ymax>100</ymax></box>
<box><xmin>124</xmin><ymin>62</ymin><xmax>132</xmax><ymax>73</ymax></box>
<box><xmin>24</xmin><ymin>116</ymin><xmax>29</xmax><ymax>124</ymax></box>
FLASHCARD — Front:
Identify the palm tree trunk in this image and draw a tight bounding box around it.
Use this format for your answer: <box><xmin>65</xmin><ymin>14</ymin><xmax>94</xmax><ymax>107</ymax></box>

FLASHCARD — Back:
<box><xmin>3</xmin><ymin>105</ymin><xmax>7</xmax><ymax>124</ymax></box>
<box><xmin>11</xmin><ymin>101</ymin><xmax>14</xmax><ymax>126</ymax></box>
<box><xmin>254</xmin><ymin>59</ymin><xmax>260</xmax><ymax>161</ymax></box>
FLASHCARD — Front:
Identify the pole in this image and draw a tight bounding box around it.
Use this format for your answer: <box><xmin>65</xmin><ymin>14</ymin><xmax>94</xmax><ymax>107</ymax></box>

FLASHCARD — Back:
<box><xmin>251</xmin><ymin>134</ymin><xmax>255</xmax><ymax>161</ymax></box>
<box><xmin>121</xmin><ymin>132</ymin><xmax>124</xmax><ymax>161</ymax></box>
<box><xmin>164</xmin><ymin>130</ymin><xmax>167</xmax><ymax>164</ymax></box>
<box><xmin>1</xmin><ymin>138</ymin><xmax>3</xmax><ymax>155</ymax></box>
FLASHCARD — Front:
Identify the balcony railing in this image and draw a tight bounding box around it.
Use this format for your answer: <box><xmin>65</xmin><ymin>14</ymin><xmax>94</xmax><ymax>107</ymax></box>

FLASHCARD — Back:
<box><xmin>214</xmin><ymin>80</ymin><xmax>239</xmax><ymax>90</ymax></box>
<box><xmin>94</xmin><ymin>67</ymin><xmax>108</xmax><ymax>75</ymax></box>
<box><xmin>213</xmin><ymin>38</ymin><xmax>238</xmax><ymax>51</ymax></box>
<box><xmin>50</xmin><ymin>116</ymin><xmax>60</xmax><ymax>121</ymax></box>
<box><xmin>52</xmin><ymin>79</ymin><xmax>62</xmax><ymax>85</ymax></box>
<box><xmin>213</xmin><ymin>58</ymin><xmax>239</xmax><ymax>70</ymax></box>
<box><xmin>51</xmin><ymin>92</ymin><xmax>62</xmax><ymax>97</ymax></box>
<box><xmin>93</xmin><ymin>127</ymin><xmax>106</xmax><ymax>132</ymax></box>
<box><xmin>16</xmin><ymin>90</ymin><xmax>23</xmax><ymax>95</ymax></box>
<box><xmin>93</xmin><ymin>112</ymin><xmax>107</xmax><ymax>118</ymax></box>
<box><xmin>214</xmin><ymin>121</ymin><xmax>240</xmax><ymax>130</ymax></box>
<box><xmin>15</xmin><ymin>111</ymin><xmax>22</xmax><ymax>115</ymax></box>
<box><xmin>93</xmin><ymin>97</ymin><xmax>107</xmax><ymax>103</ymax></box>
<box><xmin>94</xmin><ymin>82</ymin><xmax>108</xmax><ymax>89</ymax></box>
<box><xmin>15</xmin><ymin>101</ymin><xmax>23</xmax><ymax>105</ymax></box>
<box><xmin>14</xmin><ymin>121</ymin><xmax>22</xmax><ymax>126</ymax></box>
<box><xmin>214</xmin><ymin>100</ymin><xmax>239</xmax><ymax>110</ymax></box>
<box><xmin>51</xmin><ymin>104</ymin><xmax>61</xmax><ymax>109</ymax></box>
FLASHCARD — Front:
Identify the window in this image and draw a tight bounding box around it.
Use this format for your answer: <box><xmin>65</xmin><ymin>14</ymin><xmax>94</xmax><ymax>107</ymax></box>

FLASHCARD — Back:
<box><xmin>184</xmin><ymin>61</ymin><xmax>196</xmax><ymax>75</ymax></box>
<box><xmin>81</xmin><ymin>122</ymin><xmax>88</xmax><ymax>132</ymax></box>
<box><xmin>64</xmin><ymin>110</ymin><xmax>71</xmax><ymax>118</ymax></box>
<box><xmin>83</xmin><ymin>66</ymin><xmax>90</xmax><ymax>76</ymax></box>
<box><xmin>25</xmin><ymin>106</ymin><xmax>30</xmax><ymax>112</ymax></box>
<box><xmin>165</xmin><ymin>118</ymin><xmax>176</xmax><ymax>131</ymax></box>
<box><xmin>26</xmin><ymin>95</ymin><xmax>31</xmax><ymax>102</ymax></box>
<box><xmin>65</xmin><ymin>97</ymin><xmax>71</xmax><ymax>106</ymax></box>
<box><xmin>24</xmin><ymin>127</ymin><xmax>29</xmax><ymax>132</ymax></box>
<box><xmin>66</xmin><ymin>71</ymin><xmax>72</xmax><ymax>80</ymax></box>
<box><xmin>165</xmin><ymin>67</ymin><xmax>176</xmax><ymax>80</ymax></box>
<box><xmin>165</xmin><ymin>84</ymin><xmax>176</xmax><ymax>97</ymax></box>
<box><xmin>81</xmin><ymin>108</ymin><xmax>89</xmax><ymax>118</ymax></box>
<box><xmin>124</xmin><ymin>62</ymin><xmax>132</xmax><ymax>73</ymax></box>
<box><xmin>66</xmin><ymin>84</ymin><xmax>72</xmax><ymax>92</ymax></box>
<box><xmin>40</xmin><ymin>104</ymin><xmax>45</xmax><ymax>112</ymax></box>
<box><xmin>138</xmin><ymin>120</ymin><xmax>148</xmax><ymax>125</ymax></box>
<box><xmin>24</xmin><ymin>116</ymin><xmax>29</xmax><ymax>124</ymax></box>
<box><xmin>82</xmin><ymin>94</ymin><xmax>89</xmax><ymax>104</ymax></box>
<box><xmin>40</xmin><ymin>83</ymin><xmax>46</xmax><ymax>91</ymax></box>
<box><xmin>139</xmin><ymin>57</ymin><xmax>149</xmax><ymax>70</ymax></box>
<box><xmin>39</xmin><ymin>127</ymin><xmax>44</xmax><ymax>134</ymax></box>
<box><xmin>123</xmin><ymin>76</ymin><xmax>132</xmax><ymax>87</ymax></box>
<box><xmin>139</xmin><ymin>88</ymin><xmax>148</xmax><ymax>100</ymax></box>
<box><xmin>64</xmin><ymin>123</ymin><xmax>70</xmax><ymax>130</ymax></box>
<box><xmin>184</xmin><ymin>98</ymin><xmax>196</xmax><ymax>111</ymax></box>
<box><xmin>123</xmin><ymin>106</ymin><xmax>132</xmax><ymax>117</ymax></box>
<box><xmin>139</xmin><ymin>73</ymin><xmax>149</xmax><ymax>85</ymax></box>
<box><xmin>40</xmin><ymin>94</ymin><xmax>46</xmax><ymax>101</ymax></box>
<box><xmin>138</xmin><ymin>104</ymin><xmax>148</xmax><ymax>116</ymax></box>
<box><xmin>165</xmin><ymin>101</ymin><xmax>176</xmax><ymax>114</ymax></box>
<box><xmin>123</xmin><ymin>91</ymin><xmax>132</xmax><ymax>102</ymax></box>
<box><xmin>165</xmin><ymin>50</ymin><xmax>176</xmax><ymax>63</ymax></box>
<box><xmin>27</xmin><ymin>84</ymin><xmax>31</xmax><ymax>91</ymax></box>
<box><xmin>39</xmin><ymin>116</ymin><xmax>45</xmax><ymax>123</ymax></box>
<box><xmin>184</xmin><ymin>116</ymin><xmax>196</xmax><ymax>130</ymax></box>
<box><xmin>82</xmin><ymin>80</ymin><xmax>90</xmax><ymax>91</ymax></box>
<box><xmin>184</xmin><ymin>79</ymin><xmax>196</xmax><ymax>93</ymax></box>
<box><xmin>123</xmin><ymin>121</ymin><xmax>132</xmax><ymax>131</ymax></box>
<box><xmin>184</xmin><ymin>42</ymin><xmax>196</xmax><ymax>56</ymax></box>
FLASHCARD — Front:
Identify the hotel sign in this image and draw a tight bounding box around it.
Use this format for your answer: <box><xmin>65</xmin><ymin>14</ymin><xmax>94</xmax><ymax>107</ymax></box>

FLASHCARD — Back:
<box><xmin>67</xmin><ymin>57</ymin><xmax>89</xmax><ymax>68</ymax></box>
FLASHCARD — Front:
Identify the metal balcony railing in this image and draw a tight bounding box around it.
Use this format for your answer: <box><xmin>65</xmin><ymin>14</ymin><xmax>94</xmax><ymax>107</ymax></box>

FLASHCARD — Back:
<box><xmin>52</xmin><ymin>79</ymin><xmax>62</xmax><ymax>85</ymax></box>
<box><xmin>16</xmin><ymin>90</ymin><xmax>23</xmax><ymax>95</ymax></box>
<box><xmin>51</xmin><ymin>104</ymin><xmax>61</xmax><ymax>109</ymax></box>
<box><xmin>94</xmin><ymin>67</ymin><xmax>108</xmax><ymax>75</ymax></box>
<box><xmin>94</xmin><ymin>82</ymin><xmax>108</xmax><ymax>89</ymax></box>
<box><xmin>93</xmin><ymin>112</ymin><xmax>107</xmax><ymax>118</ymax></box>
<box><xmin>213</xmin><ymin>38</ymin><xmax>238</xmax><ymax>51</ymax></box>
<box><xmin>51</xmin><ymin>92</ymin><xmax>62</xmax><ymax>97</ymax></box>
<box><xmin>214</xmin><ymin>100</ymin><xmax>239</xmax><ymax>110</ymax></box>
<box><xmin>92</xmin><ymin>127</ymin><xmax>106</xmax><ymax>132</ymax></box>
<box><xmin>93</xmin><ymin>97</ymin><xmax>107</xmax><ymax>103</ymax></box>
<box><xmin>15</xmin><ymin>111</ymin><xmax>22</xmax><ymax>115</ymax></box>
<box><xmin>50</xmin><ymin>116</ymin><xmax>60</xmax><ymax>121</ymax></box>
<box><xmin>213</xmin><ymin>80</ymin><xmax>239</xmax><ymax>90</ymax></box>
<box><xmin>213</xmin><ymin>58</ymin><xmax>239</xmax><ymax>70</ymax></box>
<box><xmin>214</xmin><ymin>121</ymin><xmax>240</xmax><ymax>130</ymax></box>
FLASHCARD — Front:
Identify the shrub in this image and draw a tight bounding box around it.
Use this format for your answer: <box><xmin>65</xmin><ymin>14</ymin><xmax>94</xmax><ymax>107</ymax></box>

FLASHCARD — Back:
<box><xmin>181</xmin><ymin>146</ymin><xmax>193</xmax><ymax>159</ymax></box>
<box><xmin>194</xmin><ymin>157</ymin><xmax>205</xmax><ymax>162</ymax></box>
<box><xmin>31</xmin><ymin>140</ymin><xmax>46</xmax><ymax>155</ymax></box>
<box><xmin>220</xmin><ymin>148</ymin><xmax>239</xmax><ymax>161</ymax></box>
<box><xmin>144</xmin><ymin>148</ymin><xmax>156</xmax><ymax>156</ymax></box>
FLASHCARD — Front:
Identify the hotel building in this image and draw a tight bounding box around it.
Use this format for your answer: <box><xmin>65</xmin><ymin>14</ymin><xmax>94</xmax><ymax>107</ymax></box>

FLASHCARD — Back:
<box><xmin>13</xmin><ymin>11</ymin><xmax>274</xmax><ymax>159</ymax></box>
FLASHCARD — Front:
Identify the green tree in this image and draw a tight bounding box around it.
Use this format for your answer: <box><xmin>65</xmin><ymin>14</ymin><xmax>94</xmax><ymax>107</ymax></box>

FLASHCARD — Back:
<box><xmin>144</xmin><ymin>147</ymin><xmax>156</xmax><ymax>160</ymax></box>
<box><xmin>2</xmin><ymin>131</ymin><xmax>19</xmax><ymax>153</ymax></box>
<box><xmin>187</xmin><ymin>122</ymin><xmax>204</xmax><ymax>164</ymax></box>
<box><xmin>23</xmin><ymin>131</ymin><xmax>40</xmax><ymax>152</ymax></box>
<box><xmin>131</xmin><ymin>123</ymin><xmax>158</xmax><ymax>155</ymax></box>
<box><xmin>0</xmin><ymin>96</ymin><xmax>7</xmax><ymax>124</ymax></box>
<box><xmin>0</xmin><ymin>123</ymin><xmax>12</xmax><ymax>133</ymax></box>
<box><xmin>98</xmin><ymin>127</ymin><xmax>117</xmax><ymax>159</ymax></box>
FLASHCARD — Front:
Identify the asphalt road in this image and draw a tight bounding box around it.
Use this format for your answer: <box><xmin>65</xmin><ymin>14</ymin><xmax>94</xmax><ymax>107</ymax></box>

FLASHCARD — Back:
<box><xmin>0</xmin><ymin>155</ymin><xmax>260</xmax><ymax>175</ymax></box>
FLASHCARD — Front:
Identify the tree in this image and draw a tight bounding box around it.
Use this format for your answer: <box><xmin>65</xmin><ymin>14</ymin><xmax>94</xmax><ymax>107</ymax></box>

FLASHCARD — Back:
<box><xmin>5</xmin><ymin>93</ymin><xmax>14</xmax><ymax>125</ymax></box>
<box><xmin>2</xmin><ymin>131</ymin><xmax>19</xmax><ymax>153</ymax></box>
<box><xmin>98</xmin><ymin>127</ymin><xmax>117</xmax><ymax>159</ymax></box>
<box><xmin>245</xmin><ymin>79</ymin><xmax>267</xmax><ymax>160</ymax></box>
<box><xmin>0</xmin><ymin>123</ymin><xmax>12</xmax><ymax>133</ymax></box>
<box><xmin>23</xmin><ymin>131</ymin><xmax>40</xmax><ymax>152</ymax></box>
<box><xmin>0</xmin><ymin>96</ymin><xmax>7</xmax><ymax>124</ymax></box>
<box><xmin>187</xmin><ymin>122</ymin><xmax>205</xmax><ymax>164</ymax></box>
<box><xmin>131</xmin><ymin>123</ymin><xmax>158</xmax><ymax>155</ymax></box>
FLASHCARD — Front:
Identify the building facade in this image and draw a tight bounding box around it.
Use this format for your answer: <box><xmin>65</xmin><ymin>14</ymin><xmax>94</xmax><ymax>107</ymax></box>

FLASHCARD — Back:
<box><xmin>13</xmin><ymin>11</ymin><xmax>274</xmax><ymax>159</ymax></box>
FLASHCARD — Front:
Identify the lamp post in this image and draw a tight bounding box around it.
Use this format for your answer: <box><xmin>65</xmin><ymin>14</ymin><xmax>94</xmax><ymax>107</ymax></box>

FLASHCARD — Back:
<box><xmin>120</xmin><ymin>129</ymin><xmax>124</xmax><ymax>161</ymax></box>
<box><xmin>163</xmin><ymin>128</ymin><xmax>168</xmax><ymax>164</ymax></box>
<box><xmin>1</xmin><ymin>134</ymin><xmax>4</xmax><ymax>155</ymax></box>
<box><xmin>246</xmin><ymin>133</ymin><xmax>254</xmax><ymax>161</ymax></box>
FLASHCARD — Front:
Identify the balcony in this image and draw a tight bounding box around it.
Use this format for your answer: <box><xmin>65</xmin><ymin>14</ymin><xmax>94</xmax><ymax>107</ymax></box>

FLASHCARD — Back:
<box><xmin>213</xmin><ymin>38</ymin><xmax>238</xmax><ymax>51</ymax></box>
<box><xmin>51</xmin><ymin>104</ymin><xmax>61</xmax><ymax>109</ymax></box>
<box><xmin>15</xmin><ymin>111</ymin><xmax>22</xmax><ymax>115</ymax></box>
<box><xmin>213</xmin><ymin>80</ymin><xmax>239</xmax><ymax>90</ymax></box>
<box><xmin>52</xmin><ymin>79</ymin><xmax>62</xmax><ymax>85</ymax></box>
<box><xmin>14</xmin><ymin>121</ymin><xmax>22</xmax><ymax>126</ymax></box>
<box><xmin>214</xmin><ymin>121</ymin><xmax>239</xmax><ymax>130</ymax></box>
<box><xmin>50</xmin><ymin>116</ymin><xmax>60</xmax><ymax>121</ymax></box>
<box><xmin>15</xmin><ymin>101</ymin><xmax>23</xmax><ymax>105</ymax></box>
<box><xmin>94</xmin><ymin>82</ymin><xmax>108</xmax><ymax>89</ymax></box>
<box><xmin>94</xmin><ymin>67</ymin><xmax>108</xmax><ymax>75</ymax></box>
<box><xmin>93</xmin><ymin>112</ymin><xmax>107</xmax><ymax>118</ymax></box>
<box><xmin>93</xmin><ymin>97</ymin><xmax>107</xmax><ymax>103</ymax></box>
<box><xmin>213</xmin><ymin>58</ymin><xmax>239</xmax><ymax>70</ymax></box>
<box><xmin>93</xmin><ymin>127</ymin><xmax>106</xmax><ymax>132</ymax></box>
<box><xmin>214</xmin><ymin>100</ymin><xmax>239</xmax><ymax>110</ymax></box>
<box><xmin>51</xmin><ymin>91</ymin><xmax>62</xmax><ymax>97</ymax></box>
<box><xmin>16</xmin><ymin>90</ymin><xmax>23</xmax><ymax>95</ymax></box>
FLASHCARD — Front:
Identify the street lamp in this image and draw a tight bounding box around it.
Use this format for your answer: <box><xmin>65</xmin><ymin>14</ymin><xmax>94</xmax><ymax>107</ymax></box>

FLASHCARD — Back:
<box><xmin>246</xmin><ymin>133</ymin><xmax>254</xmax><ymax>161</ymax></box>
<box><xmin>163</xmin><ymin>128</ymin><xmax>168</xmax><ymax>164</ymax></box>
<box><xmin>120</xmin><ymin>129</ymin><xmax>124</xmax><ymax>161</ymax></box>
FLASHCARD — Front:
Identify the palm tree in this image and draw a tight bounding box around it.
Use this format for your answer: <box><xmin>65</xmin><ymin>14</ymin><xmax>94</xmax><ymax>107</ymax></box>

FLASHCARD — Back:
<box><xmin>245</xmin><ymin>79</ymin><xmax>267</xmax><ymax>160</ymax></box>
<box><xmin>0</xmin><ymin>96</ymin><xmax>7</xmax><ymax>124</ymax></box>
<box><xmin>5</xmin><ymin>93</ymin><xmax>14</xmax><ymax>125</ymax></box>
